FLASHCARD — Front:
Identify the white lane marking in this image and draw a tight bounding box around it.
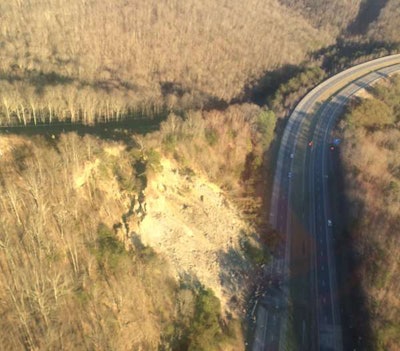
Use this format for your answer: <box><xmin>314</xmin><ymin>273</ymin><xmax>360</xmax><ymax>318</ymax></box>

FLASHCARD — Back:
<box><xmin>261</xmin><ymin>310</ymin><xmax>269</xmax><ymax>347</ymax></box>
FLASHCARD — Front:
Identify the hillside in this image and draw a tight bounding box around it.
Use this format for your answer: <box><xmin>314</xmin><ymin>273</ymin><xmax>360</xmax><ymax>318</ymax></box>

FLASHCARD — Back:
<box><xmin>278</xmin><ymin>0</ymin><xmax>362</xmax><ymax>32</ymax></box>
<box><xmin>367</xmin><ymin>0</ymin><xmax>400</xmax><ymax>43</ymax></box>
<box><xmin>0</xmin><ymin>0</ymin><xmax>333</xmax><ymax>125</ymax></box>
<box><xmin>0</xmin><ymin>103</ymin><xmax>272</xmax><ymax>350</ymax></box>
<box><xmin>340</xmin><ymin>74</ymin><xmax>400</xmax><ymax>350</ymax></box>
<box><xmin>0</xmin><ymin>0</ymin><xmax>399</xmax><ymax>126</ymax></box>
<box><xmin>1</xmin><ymin>2</ymin><xmax>400</xmax><ymax>350</ymax></box>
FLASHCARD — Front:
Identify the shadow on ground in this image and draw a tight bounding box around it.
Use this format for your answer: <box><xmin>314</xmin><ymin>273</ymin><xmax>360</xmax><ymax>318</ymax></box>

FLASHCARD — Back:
<box><xmin>0</xmin><ymin>116</ymin><xmax>165</xmax><ymax>147</ymax></box>
<box><xmin>347</xmin><ymin>0</ymin><xmax>389</xmax><ymax>36</ymax></box>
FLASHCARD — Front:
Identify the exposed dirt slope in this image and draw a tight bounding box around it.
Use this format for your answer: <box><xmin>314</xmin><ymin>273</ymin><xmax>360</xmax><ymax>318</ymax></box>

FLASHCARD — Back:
<box><xmin>141</xmin><ymin>158</ymin><xmax>255</xmax><ymax>313</ymax></box>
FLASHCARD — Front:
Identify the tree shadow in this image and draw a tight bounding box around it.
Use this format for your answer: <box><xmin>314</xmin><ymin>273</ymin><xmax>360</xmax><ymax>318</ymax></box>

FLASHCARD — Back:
<box><xmin>312</xmin><ymin>40</ymin><xmax>400</xmax><ymax>74</ymax></box>
<box><xmin>0</xmin><ymin>118</ymin><xmax>162</xmax><ymax>151</ymax></box>
<box><xmin>347</xmin><ymin>0</ymin><xmax>389</xmax><ymax>35</ymax></box>
<box><xmin>0</xmin><ymin>66</ymin><xmax>143</xmax><ymax>96</ymax></box>
<box><xmin>217</xmin><ymin>245</ymin><xmax>256</xmax><ymax>336</ymax></box>
<box><xmin>332</xmin><ymin>137</ymin><xmax>375</xmax><ymax>351</ymax></box>
<box><xmin>301</xmin><ymin>96</ymin><xmax>376</xmax><ymax>350</ymax></box>
<box><xmin>0</xmin><ymin>68</ymin><xmax>74</xmax><ymax>95</ymax></box>
<box><xmin>0</xmin><ymin>66</ymin><xmax>230</xmax><ymax>123</ymax></box>
<box><xmin>238</xmin><ymin>64</ymin><xmax>307</xmax><ymax>106</ymax></box>
<box><xmin>160</xmin><ymin>80</ymin><xmax>229</xmax><ymax>112</ymax></box>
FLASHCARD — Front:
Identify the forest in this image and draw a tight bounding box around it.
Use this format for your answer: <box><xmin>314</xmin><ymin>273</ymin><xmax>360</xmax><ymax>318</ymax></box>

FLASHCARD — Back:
<box><xmin>341</xmin><ymin>74</ymin><xmax>400</xmax><ymax>350</ymax></box>
<box><xmin>0</xmin><ymin>0</ymin><xmax>400</xmax><ymax>350</ymax></box>
<box><xmin>0</xmin><ymin>0</ymin><xmax>399</xmax><ymax>125</ymax></box>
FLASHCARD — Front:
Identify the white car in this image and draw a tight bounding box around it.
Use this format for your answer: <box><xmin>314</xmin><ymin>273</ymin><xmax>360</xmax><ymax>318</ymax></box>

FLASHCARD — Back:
<box><xmin>290</xmin><ymin>153</ymin><xmax>294</xmax><ymax>159</ymax></box>
<box><xmin>327</xmin><ymin>219</ymin><xmax>333</xmax><ymax>227</ymax></box>
<box><xmin>288</xmin><ymin>171</ymin><xmax>292</xmax><ymax>178</ymax></box>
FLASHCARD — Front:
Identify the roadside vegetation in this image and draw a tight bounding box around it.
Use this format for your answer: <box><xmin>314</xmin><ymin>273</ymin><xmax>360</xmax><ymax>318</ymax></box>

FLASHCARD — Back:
<box><xmin>269</xmin><ymin>66</ymin><xmax>326</xmax><ymax>117</ymax></box>
<box><xmin>340</xmin><ymin>74</ymin><xmax>400</xmax><ymax>350</ymax></box>
<box><xmin>156</xmin><ymin>104</ymin><xmax>275</xmax><ymax>190</ymax></box>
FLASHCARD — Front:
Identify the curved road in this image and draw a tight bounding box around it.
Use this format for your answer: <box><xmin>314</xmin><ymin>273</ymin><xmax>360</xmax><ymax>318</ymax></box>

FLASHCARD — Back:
<box><xmin>251</xmin><ymin>54</ymin><xmax>400</xmax><ymax>351</ymax></box>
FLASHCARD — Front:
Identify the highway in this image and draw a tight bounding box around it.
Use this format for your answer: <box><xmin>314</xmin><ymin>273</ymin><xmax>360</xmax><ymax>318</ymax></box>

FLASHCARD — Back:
<box><xmin>251</xmin><ymin>54</ymin><xmax>400</xmax><ymax>351</ymax></box>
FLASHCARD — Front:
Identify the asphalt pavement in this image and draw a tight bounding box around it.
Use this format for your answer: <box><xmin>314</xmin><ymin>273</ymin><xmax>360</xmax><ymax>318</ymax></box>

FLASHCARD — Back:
<box><xmin>251</xmin><ymin>55</ymin><xmax>400</xmax><ymax>351</ymax></box>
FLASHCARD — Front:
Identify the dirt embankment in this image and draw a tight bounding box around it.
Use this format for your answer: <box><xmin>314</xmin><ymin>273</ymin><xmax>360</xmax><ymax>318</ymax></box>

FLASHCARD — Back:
<box><xmin>139</xmin><ymin>158</ymin><xmax>257</xmax><ymax>316</ymax></box>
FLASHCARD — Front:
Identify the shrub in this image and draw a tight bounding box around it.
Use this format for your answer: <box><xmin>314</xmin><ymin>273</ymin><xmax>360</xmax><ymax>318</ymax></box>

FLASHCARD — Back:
<box><xmin>146</xmin><ymin>148</ymin><xmax>163</xmax><ymax>173</ymax></box>
<box><xmin>187</xmin><ymin>287</ymin><xmax>224</xmax><ymax>351</ymax></box>
<box><xmin>204</xmin><ymin>128</ymin><xmax>219</xmax><ymax>146</ymax></box>
<box><xmin>257</xmin><ymin>109</ymin><xmax>276</xmax><ymax>149</ymax></box>
<box><xmin>163</xmin><ymin>133</ymin><xmax>178</xmax><ymax>153</ymax></box>
<box><xmin>92</xmin><ymin>223</ymin><xmax>128</xmax><ymax>272</ymax></box>
<box><xmin>242</xmin><ymin>238</ymin><xmax>270</xmax><ymax>265</ymax></box>
<box><xmin>270</xmin><ymin>66</ymin><xmax>325</xmax><ymax>115</ymax></box>
<box><xmin>346</xmin><ymin>98</ymin><xmax>394</xmax><ymax>128</ymax></box>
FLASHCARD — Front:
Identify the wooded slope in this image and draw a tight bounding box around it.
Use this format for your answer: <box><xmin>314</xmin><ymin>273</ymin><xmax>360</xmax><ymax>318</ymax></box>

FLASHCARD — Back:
<box><xmin>278</xmin><ymin>0</ymin><xmax>362</xmax><ymax>32</ymax></box>
<box><xmin>341</xmin><ymin>74</ymin><xmax>400</xmax><ymax>350</ymax></box>
<box><xmin>367</xmin><ymin>0</ymin><xmax>400</xmax><ymax>43</ymax></box>
<box><xmin>0</xmin><ymin>0</ymin><xmax>398</xmax><ymax>123</ymax></box>
<box><xmin>0</xmin><ymin>0</ymin><xmax>333</xmax><ymax>125</ymax></box>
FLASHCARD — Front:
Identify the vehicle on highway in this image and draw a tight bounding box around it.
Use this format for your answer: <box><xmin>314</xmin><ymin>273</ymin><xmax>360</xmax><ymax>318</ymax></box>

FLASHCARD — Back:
<box><xmin>290</xmin><ymin>153</ymin><xmax>294</xmax><ymax>159</ymax></box>
<box><xmin>262</xmin><ymin>55</ymin><xmax>400</xmax><ymax>351</ymax></box>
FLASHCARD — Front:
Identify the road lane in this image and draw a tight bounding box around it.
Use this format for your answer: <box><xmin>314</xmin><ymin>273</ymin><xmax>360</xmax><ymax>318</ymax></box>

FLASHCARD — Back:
<box><xmin>308</xmin><ymin>64</ymin><xmax>400</xmax><ymax>350</ymax></box>
<box><xmin>252</xmin><ymin>55</ymin><xmax>400</xmax><ymax>351</ymax></box>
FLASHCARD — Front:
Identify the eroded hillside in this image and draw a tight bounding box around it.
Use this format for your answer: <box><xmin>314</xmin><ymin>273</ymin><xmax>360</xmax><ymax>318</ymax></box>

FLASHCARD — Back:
<box><xmin>0</xmin><ymin>104</ymin><xmax>272</xmax><ymax>350</ymax></box>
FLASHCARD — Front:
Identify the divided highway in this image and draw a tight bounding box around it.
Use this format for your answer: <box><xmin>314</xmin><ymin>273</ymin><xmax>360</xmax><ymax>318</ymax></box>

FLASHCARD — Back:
<box><xmin>251</xmin><ymin>54</ymin><xmax>400</xmax><ymax>351</ymax></box>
